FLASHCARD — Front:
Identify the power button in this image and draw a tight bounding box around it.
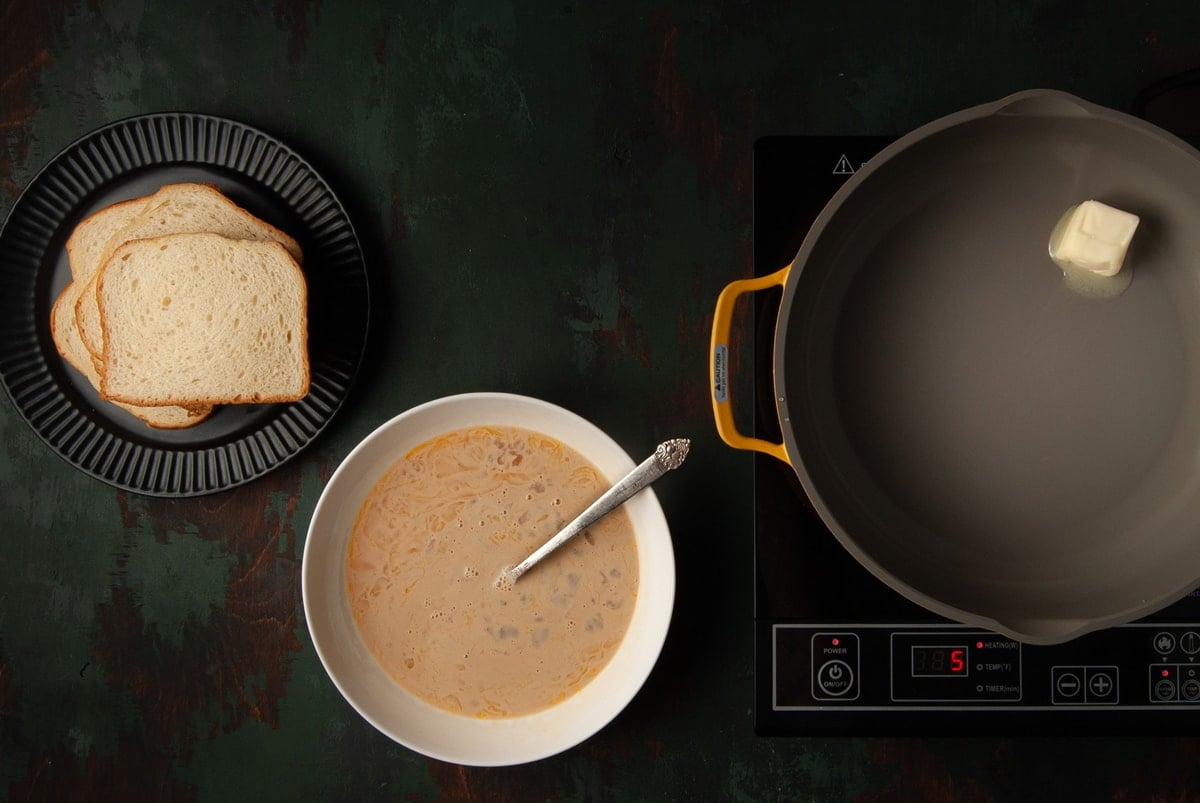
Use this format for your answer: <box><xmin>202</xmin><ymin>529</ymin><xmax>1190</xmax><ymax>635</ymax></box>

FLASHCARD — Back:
<box><xmin>811</xmin><ymin>633</ymin><xmax>860</xmax><ymax>701</ymax></box>
<box><xmin>817</xmin><ymin>660</ymin><xmax>855</xmax><ymax>696</ymax></box>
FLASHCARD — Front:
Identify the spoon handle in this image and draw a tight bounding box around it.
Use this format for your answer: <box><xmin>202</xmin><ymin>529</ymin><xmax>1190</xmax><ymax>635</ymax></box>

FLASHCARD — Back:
<box><xmin>507</xmin><ymin>438</ymin><xmax>689</xmax><ymax>582</ymax></box>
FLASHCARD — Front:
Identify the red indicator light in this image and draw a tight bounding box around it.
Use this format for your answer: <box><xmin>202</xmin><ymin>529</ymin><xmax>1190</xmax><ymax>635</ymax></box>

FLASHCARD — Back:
<box><xmin>831</xmin><ymin>638</ymin><xmax>840</xmax><ymax>647</ymax></box>
<box><xmin>976</xmin><ymin>641</ymin><xmax>984</xmax><ymax>649</ymax></box>
<box><xmin>1163</xmin><ymin>669</ymin><xmax>1171</xmax><ymax>677</ymax></box>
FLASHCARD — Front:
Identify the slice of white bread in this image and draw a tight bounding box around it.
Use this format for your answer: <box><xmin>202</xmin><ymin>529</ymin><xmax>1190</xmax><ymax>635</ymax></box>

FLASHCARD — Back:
<box><xmin>65</xmin><ymin>195</ymin><xmax>152</xmax><ymax>282</ymax></box>
<box><xmin>50</xmin><ymin>279</ymin><xmax>213</xmax><ymax>428</ymax></box>
<box><xmin>63</xmin><ymin>196</ymin><xmax>153</xmax><ymax>374</ymax></box>
<box><xmin>97</xmin><ymin>233</ymin><xmax>310</xmax><ymax>407</ymax></box>
<box><xmin>53</xmin><ymin>190</ymin><xmax>215</xmax><ymax>427</ymax></box>
<box><xmin>76</xmin><ymin>183</ymin><xmax>303</xmax><ymax>360</ymax></box>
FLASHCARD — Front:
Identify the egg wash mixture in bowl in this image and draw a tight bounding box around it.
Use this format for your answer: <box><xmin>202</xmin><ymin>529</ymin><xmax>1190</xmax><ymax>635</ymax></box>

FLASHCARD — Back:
<box><xmin>345</xmin><ymin>425</ymin><xmax>638</xmax><ymax>718</ymax></box>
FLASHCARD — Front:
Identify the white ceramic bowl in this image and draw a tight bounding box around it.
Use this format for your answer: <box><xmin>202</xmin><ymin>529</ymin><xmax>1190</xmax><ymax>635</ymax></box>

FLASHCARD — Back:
<box><xmin>302</xmin><ymin>392</ymin><xmax>676</xmax><ymax>766</ymax></box>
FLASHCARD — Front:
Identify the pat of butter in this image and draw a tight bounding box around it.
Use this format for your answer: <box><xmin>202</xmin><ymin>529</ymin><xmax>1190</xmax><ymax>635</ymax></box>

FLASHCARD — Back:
<box><xmin>1048</xmin><ymin>200</ymin><xmax>1140</xmax><ymax>277</ymax></box>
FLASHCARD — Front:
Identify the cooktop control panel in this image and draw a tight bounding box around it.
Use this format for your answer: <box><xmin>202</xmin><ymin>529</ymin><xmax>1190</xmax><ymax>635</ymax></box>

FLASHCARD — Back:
<box><xmin>768</xmin><ymin>623</ymin><xmax>1200</xmax><ymax>722</ymax></box>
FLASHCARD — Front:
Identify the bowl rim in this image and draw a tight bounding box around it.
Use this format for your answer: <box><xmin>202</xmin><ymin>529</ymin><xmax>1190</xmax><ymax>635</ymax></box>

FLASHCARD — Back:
<box><xmin>301</xmin><ymin>392</ymin><xmax>676</xmax><ymax>765</ymax></box>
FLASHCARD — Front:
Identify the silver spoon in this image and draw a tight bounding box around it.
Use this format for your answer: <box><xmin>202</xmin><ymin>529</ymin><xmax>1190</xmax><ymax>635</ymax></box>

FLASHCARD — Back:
<box><xmin>502</xmin><ymin>438</ymin><xmax>690</xmax><ymax>584</ymax></box>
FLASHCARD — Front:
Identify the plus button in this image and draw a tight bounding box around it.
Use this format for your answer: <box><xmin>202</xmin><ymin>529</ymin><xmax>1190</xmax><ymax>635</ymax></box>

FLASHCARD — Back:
<box><xmin>1085</xmin><ymin>668</ymin><xmax>1118</xmax><ymax>703</ymax></box>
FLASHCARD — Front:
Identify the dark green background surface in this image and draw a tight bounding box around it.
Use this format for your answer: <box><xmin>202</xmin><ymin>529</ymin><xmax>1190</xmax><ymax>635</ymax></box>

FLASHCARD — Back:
<box><xmin>4</xmin><ymin>1</ymin><xmax>1200</xmax><ymax>800</ymax></box>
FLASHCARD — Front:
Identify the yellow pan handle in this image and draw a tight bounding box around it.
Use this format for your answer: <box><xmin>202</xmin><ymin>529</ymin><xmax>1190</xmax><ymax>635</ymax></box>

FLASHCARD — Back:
<box><xmin>709</xmin><ymin>264</ymin><xmax>792</xmax><ymax>465</ymax></box>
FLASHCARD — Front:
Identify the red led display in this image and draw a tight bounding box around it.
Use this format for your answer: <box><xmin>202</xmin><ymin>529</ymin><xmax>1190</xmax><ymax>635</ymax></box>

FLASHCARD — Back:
<box><xmin>911</xmin><ymin>645</ymin><xmax>969</xmax><ymax>677</ymax></box>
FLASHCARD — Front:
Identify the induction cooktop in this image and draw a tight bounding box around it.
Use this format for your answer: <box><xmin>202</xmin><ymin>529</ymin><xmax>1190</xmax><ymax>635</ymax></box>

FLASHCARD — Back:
<box><xmin>752</xmin><ymin>127</ymin><xmax>1200</xmax><ymax>736</ymax></box>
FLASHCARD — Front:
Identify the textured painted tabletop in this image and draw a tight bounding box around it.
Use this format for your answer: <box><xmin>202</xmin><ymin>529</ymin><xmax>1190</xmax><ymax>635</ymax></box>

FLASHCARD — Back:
<box><xmin>4</xmin><ymin>1</ymin><xmax>1200</xmax><ymax>801</ymax></box>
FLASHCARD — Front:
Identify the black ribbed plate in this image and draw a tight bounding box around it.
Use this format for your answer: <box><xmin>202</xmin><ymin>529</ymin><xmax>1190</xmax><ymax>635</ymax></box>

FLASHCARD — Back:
<box><xmin>0</xmin><ymin>113</ymin><xmax>369</xmax><ymax>496</ymax></box>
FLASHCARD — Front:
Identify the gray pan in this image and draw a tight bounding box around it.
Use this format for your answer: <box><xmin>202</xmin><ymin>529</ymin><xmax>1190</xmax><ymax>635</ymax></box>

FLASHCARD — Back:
<box><xmin>712</xmin><ymin>89</ymin><xmax>1200</xmax><ymax>643</ymax></box>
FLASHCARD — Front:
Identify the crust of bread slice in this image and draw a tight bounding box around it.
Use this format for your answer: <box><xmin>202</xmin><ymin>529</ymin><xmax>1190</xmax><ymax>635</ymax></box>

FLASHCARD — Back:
<box><xmin>50</xmin><ymin>280</ymin><xmax>213</xmax><ymax>429</ymax></box>
<box><xmin>76</xmin><ymin>183</ymin><xmax>303</xmax><ymax>360</ymax></box>
<box><xmin>97</xmin><ymin>233</ymin><xmax>310</xmax><ymax>407</ymax></box>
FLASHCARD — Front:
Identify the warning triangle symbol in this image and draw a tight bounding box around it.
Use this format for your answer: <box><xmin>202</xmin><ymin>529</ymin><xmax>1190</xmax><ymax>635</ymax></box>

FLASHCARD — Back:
<box><xmin>832</xmin><ymin>154</ymin><xmax>856</xmax><ymax>175</ymax></box>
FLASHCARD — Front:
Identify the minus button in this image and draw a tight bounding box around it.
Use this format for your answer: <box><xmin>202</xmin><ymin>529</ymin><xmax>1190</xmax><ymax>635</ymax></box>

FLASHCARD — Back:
<box><xmin>1051</xmin><ymin>667</ymin><xmax>1083</xmax><ymax>704</ymax></box>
